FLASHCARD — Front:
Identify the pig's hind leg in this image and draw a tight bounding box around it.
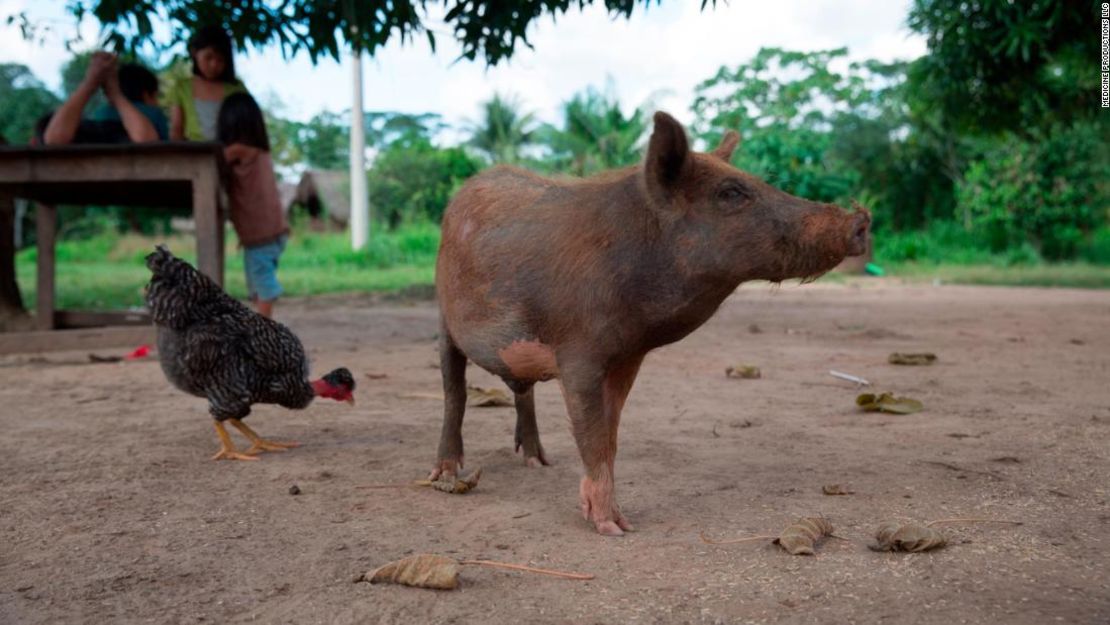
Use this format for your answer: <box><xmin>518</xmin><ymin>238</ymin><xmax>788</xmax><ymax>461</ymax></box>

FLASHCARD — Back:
<box><xmin>511</xmin><ymin>385</ymin><xmax>549</xmax><ymax>468</ymax></box>
<box><xmin>430</xmin><ymin>331</ymin><xmax>468</xmax><ymax>480</ymax></box>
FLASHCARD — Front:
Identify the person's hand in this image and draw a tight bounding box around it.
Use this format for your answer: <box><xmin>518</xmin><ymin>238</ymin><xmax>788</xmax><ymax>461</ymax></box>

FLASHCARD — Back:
<box><xmin>102</xmin><ymin>59</ymin><xmax>124</xmax><ymax>103</ymax></box>
<box><xmin>84</xmin><ymin>51</ymin><xmax>117</xmax><ymax>87</ymax></box>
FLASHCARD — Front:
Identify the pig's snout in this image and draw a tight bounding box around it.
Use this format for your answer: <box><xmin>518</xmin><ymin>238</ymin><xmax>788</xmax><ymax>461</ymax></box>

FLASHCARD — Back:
<box><xmin>846</xmin><ymin>210</ymin><xmax>871</xmax><ymax>257</ymax></box>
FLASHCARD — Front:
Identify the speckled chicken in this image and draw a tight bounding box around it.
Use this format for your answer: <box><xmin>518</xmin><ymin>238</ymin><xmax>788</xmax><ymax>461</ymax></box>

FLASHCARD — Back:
<box><xmin>145</xmin><ymin>245</ymin><xmax>355</xmax><ymax>461</ymax></box>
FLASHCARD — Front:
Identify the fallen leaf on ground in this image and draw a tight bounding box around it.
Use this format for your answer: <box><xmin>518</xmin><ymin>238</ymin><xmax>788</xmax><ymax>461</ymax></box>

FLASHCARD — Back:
<box><xmin>366</xmin><ymin>554</ymin><xmax>460</xmax><ymax>589</ymax></box>
<box><xmin>822</xmin><ymin>484</ymin><xmax>854</xmax><ymax>495</ymax></box>
<box><xmin>356</xmin><ymin>467</ymin><xmax>482</xmax><ymax>494</ymax></box>
<box><xmin>423</xmin><ymin>467</ymin><xmax>483</xmax><ymax>494</ymax></box>
<box><xmin>774</xmin><ymin>517</ymin><xmax>834</xmax><ymax>555</ymax></box>
<box><xmin>362</xmin><ymin>553</ymin><xmax>594</xmax><ymax>590</ymax></box>
<box><xmin>364</xmin><ymin>372</ymin><xmax>388</xmax><ymax>380</ymax></box>
<box><xmin>725</xmin><ymin>365</ymin><xmax>761</xmax><ymax>379</ymax></box>
<box><xmin>857</xmin><ymin>392</ymin><xmax>924</xmax><ymax>414</ymax></box>
<box><xmin>869</xmin><ymin>522</ymin><xmax>947</xmax><ymax>552</ymax></box>
<box><xmin>467</xmin><ymin>386</ymin><xmax>513</xmax><ymax>407</ymax></box>
<box><xmin>888</xmin><ymin>352</ymin><xmax>937</xmax><ymax>365</ymax></box>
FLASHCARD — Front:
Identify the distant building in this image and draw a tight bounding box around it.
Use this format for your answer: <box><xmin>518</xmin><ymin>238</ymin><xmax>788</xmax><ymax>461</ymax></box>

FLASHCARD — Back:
<box><xmin>289</xmin><ymin>170</ymin><xmax>354</xmax><ymax>226</ymax></box>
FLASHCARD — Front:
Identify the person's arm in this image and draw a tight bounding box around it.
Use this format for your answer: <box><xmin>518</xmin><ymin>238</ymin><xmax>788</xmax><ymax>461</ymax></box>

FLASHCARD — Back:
<box><xmin>223</xmin><ymin>143</ymin><xmax>258</xmax><ymax>165</ymax></box>
<box><xmin>42</xmin><ymin>52</ymin><xmax>113</xmax><ymax>145</ymax></box>
<box><xmin>102</xmin><ymin>68</ymin><xmax>158</xmax><ymax>143</ymax></box>
<box><xmin>170</xmin><ymin>105</ymin><xmax>185</xmax><ymax>140</ymax></box>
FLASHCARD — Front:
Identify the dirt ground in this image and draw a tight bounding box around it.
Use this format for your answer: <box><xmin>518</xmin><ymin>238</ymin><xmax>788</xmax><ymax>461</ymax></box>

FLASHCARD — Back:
<box><xmin>1</xmin><ymin>282</ymin><xmax>1108</xmax><ymax>625</ymax></box>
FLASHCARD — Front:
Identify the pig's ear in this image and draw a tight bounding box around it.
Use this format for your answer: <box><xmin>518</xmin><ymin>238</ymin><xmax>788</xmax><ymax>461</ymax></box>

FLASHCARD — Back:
<box><xmin>712</xmin><ymin>131</ymin><xmax>741</xmax><ymax>162</ymax></box>
<box><xmin>645</xmin><ymin>111</ymin><xmax>689</xmax><ymax>191</ymax></box>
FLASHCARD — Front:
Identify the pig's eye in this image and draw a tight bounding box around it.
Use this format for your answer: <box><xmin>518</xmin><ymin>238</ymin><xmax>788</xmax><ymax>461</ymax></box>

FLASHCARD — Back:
<box><xmin>716</xmin><ymin>183</ymin><xmax>751</xmax><ymax>204</ymax></box>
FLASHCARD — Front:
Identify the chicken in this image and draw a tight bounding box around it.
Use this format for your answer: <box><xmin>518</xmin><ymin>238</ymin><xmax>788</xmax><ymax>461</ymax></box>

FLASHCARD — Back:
<box><xmin>145</xmin><ymin>245</ymin><xmax>355</xmax><ymax>461</ymax></box>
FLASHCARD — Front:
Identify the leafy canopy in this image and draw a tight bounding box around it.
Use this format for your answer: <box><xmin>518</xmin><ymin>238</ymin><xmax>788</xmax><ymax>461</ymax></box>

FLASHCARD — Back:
<box><xmin>58</xmin><ymin>0</ymin><xmax>710</xmax><ymax>65</ymax></box>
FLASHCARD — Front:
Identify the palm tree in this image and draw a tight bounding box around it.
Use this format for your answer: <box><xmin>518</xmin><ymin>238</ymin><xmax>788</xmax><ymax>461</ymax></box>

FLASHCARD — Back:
<box><xmin>467</xmin><ymin>93</ymin><xmax>537</xmax><ymax>164</ymax></box>
<box><xmin>545</xmin><ymin>85</ymin><xmax>646</xmax><ymax>176</ymax></box>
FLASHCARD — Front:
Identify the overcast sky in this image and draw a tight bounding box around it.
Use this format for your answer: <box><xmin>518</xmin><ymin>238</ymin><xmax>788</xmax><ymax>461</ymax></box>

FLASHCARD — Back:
<box><xmin>0</xmin><ymin>0</ymin><xmax>926</xmax><ymax>129</ymax></box>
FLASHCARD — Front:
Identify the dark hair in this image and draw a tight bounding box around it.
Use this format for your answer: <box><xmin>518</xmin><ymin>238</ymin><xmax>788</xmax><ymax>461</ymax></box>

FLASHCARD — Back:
<box><xmin>189</xmin><ymin>25</ymin><xmax>236</xmax><ymax>82</ymax></box>
<box><xmin>217</xmin><ymin>92</ymin><xmax>270</xmax><ymax>151</ymax></box>
<box><xmin>118</xmin><ymin>63</ymin><xmax>159</xmax><ymax>102</ymax></box>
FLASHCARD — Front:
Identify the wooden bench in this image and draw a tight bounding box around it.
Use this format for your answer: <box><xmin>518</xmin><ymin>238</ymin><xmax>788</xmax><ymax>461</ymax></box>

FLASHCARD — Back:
<box><xmin>0</xmin><ymin>143</ymin><xmax>224</xmax><ymax>351</ymax></box>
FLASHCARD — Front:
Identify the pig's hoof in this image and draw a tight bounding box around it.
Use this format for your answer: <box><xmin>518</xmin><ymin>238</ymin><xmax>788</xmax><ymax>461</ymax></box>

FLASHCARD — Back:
<box><xmin>525</xmin><ymin>455</ymin><xmax>549</xmax><ymax>469</ymax></box>
<box><xmin>579</xmin><ymin>475</ymin><xmax>634</xmax><ymax>536</ymax></box>
<box><xmin>515</xmin><ymin>441</ymin><xmax>550</xmax><ymax>468</ymax></box>
<box><xmin>595</xmin><ymin>520</ymin><xmax>626</xmax><ymax>537</ymax></box>
<box><xmin>428</xmin><ymin>457</ymin><xmax>463</xmax><ymax>481</ymax></box>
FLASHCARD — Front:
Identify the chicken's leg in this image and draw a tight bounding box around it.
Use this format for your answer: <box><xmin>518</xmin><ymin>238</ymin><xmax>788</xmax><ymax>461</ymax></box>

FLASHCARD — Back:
<box><xmin>228</xmin><ymin>418</ymin><xmax>300</xmax><ymax>455</ymax></box>
<box><xmin>212</xmin><ymin>421</ymin><xmax>259</xmax><ymax>461</ymax></box>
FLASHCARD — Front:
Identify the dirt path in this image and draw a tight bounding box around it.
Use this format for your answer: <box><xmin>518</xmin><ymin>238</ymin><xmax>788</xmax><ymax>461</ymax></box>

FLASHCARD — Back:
<box><xmin>1</xmin><ymin>282</ymin><xmax>1108</xmax><ymax>624</ymax></box>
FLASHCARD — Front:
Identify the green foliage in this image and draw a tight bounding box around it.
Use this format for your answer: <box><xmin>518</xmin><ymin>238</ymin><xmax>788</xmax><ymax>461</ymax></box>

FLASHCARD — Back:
<box><xmin>541</xmin><ymin>84</ymin><xmax>646</xmax><ymax>176</ymax></box>
<box><xmin>693</xmin><ymin>48</ymin><xmax>908</xmax><ymax>210</ymax></box>
<box><xmin>293</xmin><ymin>111</ymin><xmax>350</xmax><ymax>170</ymax></box>
<box><xmin>1079</xmin><ymin>228</ymin><xmax>1110</xmax><ymax>265</ymax></box>
<box><xmin>367</xmin><ymin>137</ymin><xmax>483</xmax><ymax>228</ymax></box>
<box><xmin>907</xmin><ymin>0</ymin><xmax>1098</xmax><ymax>135</ymax></box>
<box><xmin>467</xmin><ymin>93</ymin><xmax>538</xmax><ymax>164</ymax></box>
<box><xmin>59</xmin><ymin>1</ymin><xmax>709</xmax><ymax>66</ymax></box>
<box><xmin>958</xmin><ymin>120</ymin><xmax>1109</xmax><ymax>261</ymax></box>
<box><xmin>0</xmin><ymin>63</ymin><xmax>60</xmax><ymax>144</ymax></box>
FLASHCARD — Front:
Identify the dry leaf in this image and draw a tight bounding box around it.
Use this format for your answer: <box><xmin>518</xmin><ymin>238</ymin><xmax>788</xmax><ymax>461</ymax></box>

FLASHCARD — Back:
<box><xmin>364</xmin><ymin>372</ymin><xmax>389</xmax><ymax>380</ymax></box>
<box><xmin>725</xmin><ymin>365</ymin><xmax>761</xmax><ymax>379</ymax></box>
<box><xmin>888</xmin><ymin>352</ymin><xmax>938</xmax><ymax>365</ymax></box>
<box><xmin>363</xmin><ymin>554</ymin><xmax>594</xmax><ymax>590</ymax></box>
<box><xmin>774</xmin><ymin>517</ymin><xmax>834</xmax><ymax>555</ymax></box>
<box><xmin>429</xmin><ymin>467</ymin><xmax>483</xmax><ymax>494</ymax></box>
<box><xmin>367</xmin><ymin>554</ymin><xmax>460</xmax><ymax>589</ymax></box>
<box><xmin>822</xmin><ymin>484</ymin><xmax>853</xmax><ymax>496</ymax></box>
<box><xmin>467</xmin><ymin>386</ymin><xmax>513</xmax><ymax>407</ymax></box>
<box><xmin>869</xmin><ymin>522</ymin><xmax>947</xmax><ymax>552</ymax></box>
<box><xmin>857</xmin><ymin>392</ymin><xmax>924</xmax><ymax>414</ymax></box>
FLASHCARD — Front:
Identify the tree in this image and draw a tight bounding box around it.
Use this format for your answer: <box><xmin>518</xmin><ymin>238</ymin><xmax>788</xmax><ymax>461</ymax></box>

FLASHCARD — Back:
<box><xmin>907</xmin><ymin>0</ymin><xmax>1098</xmax><ymax>135</ymax></box>
<box><xmin>467</xmin><ymin>93</ymin><xmax>537</xmax><ymax>164</ymax></box>
<box><xmin>693</xmin><ymin>48</ymin><xmax>875</xmax><ymax>205</ymax></box>
<box><xmin>0</xmin><ymin>64</ymin><xmax>60</xmax><ymax>144</ymax></box>
<box><xmin>367</xmin><ymin>137</ymin><xmax>482</xmax><ymax>229</ymax></box>
<box><xmin>293</xmin><ymin>111</ymin><xmax>351</xmax><ymax>171</ymax></box>
<box><xmin>543</xmin><ymin>84</ymin><xmax>645</xmax><ymax>176</ymax></box>
<box><xmin>57</xmin><ymin>1</ymin><xmax>710</xmax><ymax>66</ymax></box>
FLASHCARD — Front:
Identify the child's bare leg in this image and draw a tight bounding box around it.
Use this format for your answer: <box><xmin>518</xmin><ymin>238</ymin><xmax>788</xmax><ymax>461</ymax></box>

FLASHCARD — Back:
<box><xmin>254</xmin><ymin>299</ymin><xmax>274</xmax><ymax>318</ymax></box>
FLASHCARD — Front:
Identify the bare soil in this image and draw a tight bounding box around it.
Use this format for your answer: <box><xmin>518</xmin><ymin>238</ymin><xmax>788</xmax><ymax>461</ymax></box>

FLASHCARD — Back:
<box><xmin>2</xmin><ymin>282</ymin><xmax>1109</xmax><ymax>625</ymax></box>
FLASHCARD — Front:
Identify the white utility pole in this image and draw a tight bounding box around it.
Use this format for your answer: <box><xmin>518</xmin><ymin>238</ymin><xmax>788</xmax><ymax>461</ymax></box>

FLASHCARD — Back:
<box><xmin>349</xmin><ymin>45</ymin><xmax>369</xmax><ymax>250</ymax></box>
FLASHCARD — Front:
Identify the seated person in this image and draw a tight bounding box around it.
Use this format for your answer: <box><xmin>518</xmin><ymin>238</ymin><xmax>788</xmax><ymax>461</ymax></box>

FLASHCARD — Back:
<box><xmin>39</xmin><ymin>51</ymin><xmax>168</xmax><ymax>145</ymax></box>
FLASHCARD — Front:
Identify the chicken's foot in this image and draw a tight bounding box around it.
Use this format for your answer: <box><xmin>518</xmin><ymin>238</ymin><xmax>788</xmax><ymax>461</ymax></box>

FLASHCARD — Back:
<box><xmin>228</xmin><ymin>418</ymin><xmax>301</xmax><ymax>455</ymax></box>
<box><xmin>212</xmin><ymin>421</ymin><xmax>259</xmax><ymax>461</ymax></box>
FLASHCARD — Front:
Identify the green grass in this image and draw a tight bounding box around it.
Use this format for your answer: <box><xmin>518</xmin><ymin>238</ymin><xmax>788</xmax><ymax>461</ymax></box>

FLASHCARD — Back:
<box><xmin>16</xmin><ymin>224</ymin><xmax>440</xmax><ymax>310</ymax></box>
<box><xmin>878</xmin><ymin>261</ymin><xmax>1110</xmax><ymax>289</ymax></box>
<box><xmin>15</xmin><ymin>221</ymin><xmax>1110</xmax><ymax>311</ymax></box>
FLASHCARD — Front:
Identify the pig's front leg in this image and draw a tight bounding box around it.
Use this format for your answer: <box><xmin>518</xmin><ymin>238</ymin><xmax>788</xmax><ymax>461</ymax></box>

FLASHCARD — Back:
<box><xmin>561</xmin><ymin>356</ymin><xmax>643</xmax><ymax>536</ymax></box>
<box><xmin>431</xmin><ymin>333</ymin><xmax>468</xmax><ymax>480</ymax></box>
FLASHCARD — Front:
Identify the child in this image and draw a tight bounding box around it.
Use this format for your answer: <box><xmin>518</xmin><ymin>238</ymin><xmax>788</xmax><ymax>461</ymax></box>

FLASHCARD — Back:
<box><xmin>217</xmin><ymin>92</ymin><xmax>289</xmax><ymax>318</ymax></box>
<box><xmin>165</xmin><ymin>25</ymin><xmax>247</xmax><ymax>141</ymax></box>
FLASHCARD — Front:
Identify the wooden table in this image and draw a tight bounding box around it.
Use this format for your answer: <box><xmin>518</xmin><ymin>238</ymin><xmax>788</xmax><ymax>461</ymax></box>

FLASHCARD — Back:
<box><xmin>0</xmin><ymin>143</ymin><xmax>224</xmax><ymax>335</ymax></box>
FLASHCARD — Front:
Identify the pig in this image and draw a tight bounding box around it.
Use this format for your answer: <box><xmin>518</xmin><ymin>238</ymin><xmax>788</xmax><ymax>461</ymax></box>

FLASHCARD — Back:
<box><xmin>431</xmin><ymin>112</ymin><xmax>870</xmax><ymax>536</ymax></box>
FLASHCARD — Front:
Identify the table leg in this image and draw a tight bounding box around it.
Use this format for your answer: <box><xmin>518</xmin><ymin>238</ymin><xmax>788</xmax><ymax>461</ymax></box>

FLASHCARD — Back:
<box><xmin>35</xmin><ymin>203</ymin><xmax>56</xmax><ymax>330</ymax></box>
<box><xmin>193</xmin><ymin>165</ymin><xmax>223</xmax><ymax>287</ymax></box>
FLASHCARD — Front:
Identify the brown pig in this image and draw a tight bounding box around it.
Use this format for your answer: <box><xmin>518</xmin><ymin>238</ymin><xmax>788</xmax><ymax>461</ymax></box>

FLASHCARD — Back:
<box><xmin>432</xmin><ymin>111</ymin><xmax>870</xmax><ymax>536</ymax></box>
